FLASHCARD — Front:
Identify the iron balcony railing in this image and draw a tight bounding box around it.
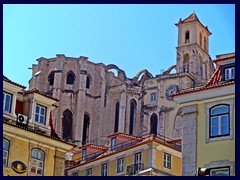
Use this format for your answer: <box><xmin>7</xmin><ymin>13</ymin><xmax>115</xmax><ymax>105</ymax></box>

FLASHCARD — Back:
<box><xmin>126</xmin><ymin>163</ymin><xmax>144</xmax><ymax>175</ymax></box>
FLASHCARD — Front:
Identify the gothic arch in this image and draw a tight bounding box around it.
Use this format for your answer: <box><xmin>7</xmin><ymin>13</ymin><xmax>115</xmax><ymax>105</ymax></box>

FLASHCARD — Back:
<box><xmin>105</xmin><ymin>64</ymin><xmax>126</xmax><ymax>80</ymax></box>
<box><xmin>66</xmin><ymin>70</ymin><xmax>75</xmax><ymax>84</ymax></box>
<box><xmin>82</xmin><ymin>113</ymin><xmax>90</xmax><ymax>145</ymax></box>
<box><xmin>133</xmin><ymin>69</ymin><xmax>153</xmax><ymax>85</ymax></box>
<box><xmin>114</xmin><ymin>101</ymin><xmax>120</xmax><ymax>133</ymax></box>
<box><xmin>62</xmin><ymin>109</ymin><xmax>73</xmax><ymax>141</ymax></box>
<box><xmin>150</xmin><ymin>113</ymin><xmax>158</xmax><ymax>136</ymax></box>
<box><xmin>129</xmin><ymin>99</ymin><xmax>137</xmax><ymax>135</ymax></box>
<box><xmin>183</xmin><ymin>53</ymin><xmax>190</xmax><ymax>73</ymax></box>
<box><xmin>185</xmin><ymin>30</ymin><xmax>190</xmax><ymax>43</ymax></box>
<box><xmin>48</xmin><ymin>71</ymin><xmax>55</xmax><ymax>86</ymax></box>
<box><xmin>163</xmin><ymin>65</ymin><xmax>177</xmax><ymax>75</ymax></box>
<box><xmin>86</xmin><ymin>75</ymin><xmax>92</xmax><ymax>89</ymax></box>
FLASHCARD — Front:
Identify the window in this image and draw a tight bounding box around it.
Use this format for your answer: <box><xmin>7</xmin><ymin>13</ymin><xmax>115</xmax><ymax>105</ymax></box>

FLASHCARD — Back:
<box><xmin>225</xmin><ymin>67</ymin><xmax>235</xmax><ymax>81</ymax></box>
<box><xmin>3</xmin><ymin>139</ymin><xmax>10</xmax><ymax>167</ymax></box>
<box><xmin>30</xmin><ymin>149</ymin><xmax>44</xmax><ymax>176</ymax></box>
<box><xmin>199</xmin><ymin>33</ymin><xmax>202</xmax><ymax>47</ymax></box>
<box><xmin>82</xmin><ymin>114</ymin><xmax>90</xmax><ymax>145</ymax></box>
<box><xmin>134</xmin><ymin>152</ymin><xmax>142</xmax><ymax>173</ymax></box>
<box><xmin>183</xmin><ymin>54</ymin><xmax>189</xmax><ymax>73</ymax></box>
<box><xmin>3</xmin><ymin>92</ymin><xmax>12</xmax><ymax>113</ymax></box>
<box><xmin>150</xmin><ymin>113</ymin><xmax>158</xmax><ymax>136</ymax></box>
<box><xmin>82</xmin><ymin>148</ymin><xmax>87</xmax><ymax>161</ymax></box>
<box><xmin>86</xmin><ymin>168</ymin><xmax>93</xmax><ymax>176</ymax></box>
<box><xmin>199</xmin><ymin>56</ymin><xmax>203</xmax><ymax>77</ymax></box>
<box><xmin>66</xmin><ymin>72</ymin><xmax>75</xmax><ymax>84</ymax></box>
<box><xmin>210</xmin><ymin>105</ymin><xmax>230</xmax><ymax>138</ymax></box>
<box><xmin>185</xmin><ymin>30</ymin><xmax>190</xmax><ymax>43</ymax></box>
<box><xmin>150</xmin><ymin>92</ymin><xmax>157</xmax><ymax>101</ymax></box>
<box><xmin>117</xmin><ymin>158</ymin><xmax>124</xmax><ymax>173</ymax></box>
<box><xmin>129</xmin><ymin>100</ymin><xmax>136</xmax><ymax>135</ymax></box>
<box><xmin>101</xmin><ymin>163</ymin><xmax>108</xmax><ymax>176</ymax></box>
<box><xmin>48</xmin><ymin>72</ymin><xmax>54</xmax><ymax>86</ymax></box>
<box><xmin>210</xmin><ymin>167</ymin><xmax>230</xmax><ymax>176</ymax></box>
<box><xmin>86</xmin><ymin>76</ymin><xmax>90</xmax><ymax>89</ymax></box>
<box><xmin>35</xmin><ymin>104</ymin><xmax>46</xmax><ymax>125</ymax></box>
<box><xmin>163</xmin><ymin>152</ymin><xmax>171</xmax><ymax>169</ymax></box>
<box><xmin>114</xmin><ymin>102</ymin><xmax>120</xmax><ymax>133</ymax></box>
<box><xmin>111</xmin><ymin>138</ymin><xmax>116</xmax><ymax>151</ymax></box>
<box><xmin>204</xmin><ymin>37</ymin><xmax>207</xmax><ymax>51</ymax></box>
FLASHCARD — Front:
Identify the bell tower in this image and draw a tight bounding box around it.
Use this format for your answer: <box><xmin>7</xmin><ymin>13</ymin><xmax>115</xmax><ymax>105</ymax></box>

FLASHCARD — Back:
<box><xmin>175</xmin><ymin>13</ymin><xmax>214</xmax><ymax>86</ymax></box>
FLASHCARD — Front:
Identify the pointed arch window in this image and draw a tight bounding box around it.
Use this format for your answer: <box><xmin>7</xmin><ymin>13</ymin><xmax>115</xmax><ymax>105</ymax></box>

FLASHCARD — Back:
<box><xmin>185</xmin><ymin>30</ymin><xmax>190</xmax><ymax>43</ymax></box>
<box><xmin>48</xmin><ymin>72</ymin><xmax>54</xmax><ymax>86</ymax></box>
<box><xmin>183</xmin><ymin>54</ymin><xmax>190</xmax><ymax>73</ymax></box>
<box><xmin>204</xmin><ymin>37</ymin><xmax>207</xmax><ymax>51</ymax></box>
<box><xmin>150</xmin><ymin>113</ymin><xmax>158</xmax><ymax>136</ymax></box>
<box><xmin>199</xmin><ymin>33</ymin><xmax>202</xmax><ymax>47</ymax></box>
<box><xmin>199</xmin><ymin>56</ymin><xmax>203</xmax><ymax>77</ymax></box>
<box><xmin>129</xmin><ymin>100</ymin><xmax>136</xmax><ymax>135</ymax></box>
<box><xmin>82</xmin><ymin>114</ymin><xmax>90</xmax><ymax>145</ymax></box>
<box><xmin>67</xmin><ymin>71</ymin><xmax>75</xmax><ymax>85</ymax></box>
<box><xmin>86</xmin><ymin>76</ymin><xmax>90</xmax><ymax>89</ymax></box>
<box><xmin>62</xmin><ymin>110</ymin><xmax>73</xmax><ymax>141</ymax></box>
<box><xmin>114</xmin><ymin>102</ymin><xmax>120</xmax><ymax>133</ymax></box>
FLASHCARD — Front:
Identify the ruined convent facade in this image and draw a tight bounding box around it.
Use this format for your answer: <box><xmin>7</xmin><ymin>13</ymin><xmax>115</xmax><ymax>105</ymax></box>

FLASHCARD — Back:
<box><xmin>29</xmin><ymin>13</ymin><xmax>215</xmax><ymax>146</ymax></box>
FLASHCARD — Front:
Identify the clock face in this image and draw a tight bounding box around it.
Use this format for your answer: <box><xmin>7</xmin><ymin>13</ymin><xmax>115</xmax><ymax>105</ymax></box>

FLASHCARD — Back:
<box><xmin>165</xmin><ymin>85</ymin><xmax>178</xmax><ymax>100</ymax></box>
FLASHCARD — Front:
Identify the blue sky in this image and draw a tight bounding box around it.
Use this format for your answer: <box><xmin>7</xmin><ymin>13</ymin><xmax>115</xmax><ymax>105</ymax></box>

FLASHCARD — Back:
<box><xmin>3</xmin><ymin>4</ymin><xmax>235</xmax><ymax>88</ymax></box>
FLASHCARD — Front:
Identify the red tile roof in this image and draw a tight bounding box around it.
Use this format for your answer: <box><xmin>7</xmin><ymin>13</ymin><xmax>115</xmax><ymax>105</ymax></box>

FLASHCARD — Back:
<box><xmin>3</xmin><ymin>75</ymin><xmax>26</xmax><ymax>89</ymax></box>
<box><xmin>21</xmin><ymin>88</ymin><xmax>59</xmax><ymax>101</ymax></box>
<box><xmin>172</xmin><ymin>56</ymin><xmax>235</xmax><ymax>98</ymax></box>
<box><xmin>107</xmin><ymin>132</ymin><xmax>142</xmax><ymax>140</ymax></box>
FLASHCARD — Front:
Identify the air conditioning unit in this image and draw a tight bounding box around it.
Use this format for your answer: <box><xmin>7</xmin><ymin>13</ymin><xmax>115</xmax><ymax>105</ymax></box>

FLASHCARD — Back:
<box><xmin>17</xmin><ymin>114</ymin><xmax>28</xmax><ymax>124</ymax></box>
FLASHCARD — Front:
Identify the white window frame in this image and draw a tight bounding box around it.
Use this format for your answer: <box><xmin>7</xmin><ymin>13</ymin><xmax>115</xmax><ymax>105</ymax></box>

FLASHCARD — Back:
<box><xmin>30</xmin><ymin>149</ymin><xmax>45</xmax><ymax>176</ymax></box>
<box><xmin>35</xmin><ymin>104</ymin><xmax>46</xmax><ymax>125</ymax></box>
<box><xmin>3</xmin><ymin>139</ymin><xmax>10</xmax><ymax>167</ymax></box>
<box><xmin>134</xmin><ymin>152</ymin><xmax>142</xmax><ymax>173</ymax></box>
<box><xmin>163</xmin><ymin>152</ymin><xmax>171</xmax><ymax>170</ymax></box>
<box><xmin>150</xmin><ymin>92</ymin><xmax>157</xmax><ymax>101</ymax></box>
<box><xmin>86</xmin><ymin>168</ymin><xmax>93</xmax><ymax>176</ymax></box>
<box><xmin>225</xmin><ymin>67</ymin><xmax>235</xmax><ymax>81</ymax></box>
<box><xmin>210</xmin><ymin>105</ymin><xmax>230</xmax><ymax>138</ymax></box>
<box><xmin>117</xmin><ymin>157</ymin><xmax>124</xmax><ymax>174</ymax></box>
<box><xmin>3</xmin><ymin>92</ymin><xmax>12</xmax><ymax>113</ymax></box>
<box><xmin>101</xmin><ymin>163</ymin><xmax>108</xmax><ymax>176</ymax></box>
<box><xmin>111</xmin><ymin>137</ymin><xmax>116</xmax><ymax>151</ymax></box>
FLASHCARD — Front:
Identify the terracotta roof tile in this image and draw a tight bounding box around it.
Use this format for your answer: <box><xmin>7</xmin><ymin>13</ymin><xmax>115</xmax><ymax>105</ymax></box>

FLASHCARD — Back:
<box><xmin>21</xmin><ymin>88</ymin><xmax>59</xmax><ymax>101</ymax></box>
<box><xmin>3</xmin><ymin>75</ymin><xmax>26</xmax><ymax>89</ymax></box>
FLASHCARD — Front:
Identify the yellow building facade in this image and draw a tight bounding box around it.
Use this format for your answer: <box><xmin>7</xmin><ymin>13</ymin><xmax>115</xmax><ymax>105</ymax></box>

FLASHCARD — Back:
<box><xmin>3</xmin><ymin>76</ymin><xmax>74</xmax><ymax>176</ymax></box>
<box><xmin>65</xmin><ymin>133</ymin><xmax>182</xmax><ymax>176</ymax></box>
<box><xmin>173</xmin><ymin>53</ymin><xmax>235</xmax><ymax>176</ymax></box>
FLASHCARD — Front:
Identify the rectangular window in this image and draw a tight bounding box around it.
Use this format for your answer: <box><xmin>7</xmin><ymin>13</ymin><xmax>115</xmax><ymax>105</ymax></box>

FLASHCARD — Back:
<box><xmin>117</xmin><ymin>158</ymin><xmax>124</xmax><ymax>173</ymax></box>
<box><xmin>3</xmin><ymin>139</ymin><xmax>10</xmax><ymax>167</ymax></box>
<box><xmin>163</xmin><ymin>152</ymin><xmax>171</xmax><ymax>169</ymax></box>
<box><xmin>183</xmin><ymin>64</ymin><xmax>189</xmax><ymax>73</ymax></box>
<box><xmin>86</xmin><ymin>168</ymin><xmax>92</xmax><ymax>176</ymax></box>
<box><xmin>134</xmin><ymin>152</ymin><xmax>142</xmax><ymax>173</ymax></box>
<box><xmin>150</xmin><ymin>92</ymin><xmax>157</xmax><ymax>101</ymax></box>
<box><xmin>225</xmin><ymin>67</ymin><xmax>235</xmax><ymax>80</ymax></box>
<box><xmin>210</xmin><ymin>167</ymin><xmax>230</xmax><ymax>176</ymax></box>
<box><xmin>101</xmin><ymin>163</ymin><xmax>108</xmax><ymax>176</ymax></box>
<box><xmin>111</xmin><ymin>138</ymin><xmax>116</xmax><ymax>151</ymax></box>
<box><xmin>3</xmin><ymin>92</ymin><xmax>12</xmax><ymax>113</ymax></box>
<box><xmin>30</xmin><ymin>149</ymin><xmax>44</xmax><ymax>176</ymax></box>
<box><xmin>35</xmin><ymin>104</ymin><xmax>46</xmax><ymax>125</ymax></box>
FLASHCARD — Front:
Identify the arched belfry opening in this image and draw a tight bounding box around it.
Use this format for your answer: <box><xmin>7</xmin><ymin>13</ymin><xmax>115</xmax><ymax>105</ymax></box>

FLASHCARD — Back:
<box><xmin>150</xmin><ymin>113</ymin><xmax>158</xmax><ymax>136</ymax></box>
<box><xmin>185</xmin><ymin>30</ymin><xmax>190</xmax><ymax>43</ymax></box>
<box><xmin>129</xmin><ymin>99</ymin><xmax>137</xmax><ymax>135</ymax></box>
<box><xmin>66</xmin><ymin>71</ymin><xmax>75</xmax><ymax>84</ymax></box>
<box><xmin>82</xmin><ymin>114</ymin><xmax>90</xmax><ymax>145</ymax></box>
<box><xmin>48</xmin><ymin>71</ymin><xmax>55</xmax><ymax>86</ymax></box>
<box><xmin>62</xmin><ymin>109</ymin><xmax>73</xmax><ymax>141</ymax></box>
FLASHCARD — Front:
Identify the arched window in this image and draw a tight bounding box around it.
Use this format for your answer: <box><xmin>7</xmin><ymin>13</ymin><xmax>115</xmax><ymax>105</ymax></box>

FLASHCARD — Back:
<box><xmin>3</xmin><ymin>139</ymin><xmax>10</xmax><ymax>167</ymax></box>
<box><xmin>48</xmin><ymin>72</ymin><xmax>54</xmax><ymax>86</ymax></box>
<box><xmin>30</xmin><ymin>149</ymin><xmax>45</xmax><ymax>176</ymax></box>
<box><xmin>210</xmin><ymin>105</ymin><xmax>230</xmax><ymax>138</ymax></box>
<box><xmin>62</xmin><ymin>109</ymin><xmax>73</xmax><ymax>141</ymax></box>
<box><xmin>66</xmin><ymin>71</ymin><xmax>75</xmax><ymax>84</ymax></box>
<box><xmin>114</xmin><ymin>102</ymin><xmax>120</xmax><ymax>133</ymax></box>
<box><xmin>204</xmin><ymin>37</ymin><xmax>207</xmax><ymax>51</ymax></box>
<box><xmin>82</xmin><ymin>114</ymin><xmax>90</xmax><ymax>145</ymax></box>
<box><xmin>185</xmin><ymin>30</ymin><xmax>190</xmax><ymax>43</ymax></box>
<box><xmin>86</xmin><ymin>76</ymin><xmax>90</xmax><ymax>89</ymax></box>
<box><xmin>129</xmin><ymin>100</ymin><xmax>137</xmax><ymax>135</ymax></box>
<box><xmin>199</xmin><ymin>56</ymin><xmax>203</xmax><ymax>77</ymax></box>
<box><xmin>204</xmin><ymin>62</ymin><xmax>208</xmax><ymax>80</ymax></box>
<box><xmin>199</xmin><ymin>33</ymin><xmax>202</xmax><ymax>47</ymax></box>
<box><xmin>183</xmin><ymin>54</ymin><xmax>190</xmax><ymax>73</ymax></box>
<box><xmin>150</xmin><ymin>113</ymin><xmax>158</xmax><ymax>136</ymax></box>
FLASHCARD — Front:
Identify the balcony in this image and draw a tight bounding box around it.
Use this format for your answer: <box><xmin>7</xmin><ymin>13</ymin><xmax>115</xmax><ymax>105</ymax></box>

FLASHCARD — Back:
<box><xmin>126</xmin><ymin>163</ymin><xmax>144</xmax><ymax>176</ymax></box>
